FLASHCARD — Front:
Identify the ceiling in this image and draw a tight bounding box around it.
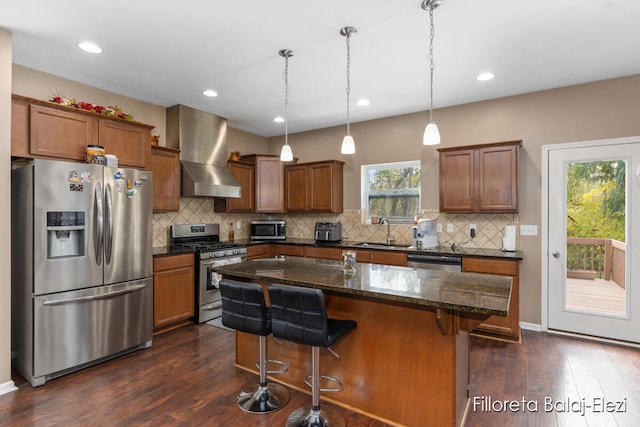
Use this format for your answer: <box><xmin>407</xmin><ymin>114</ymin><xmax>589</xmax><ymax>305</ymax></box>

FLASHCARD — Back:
<box><xmin>3</xmin><ymin>0</ymin><xmax>640</xmax><ymax>137</ymax></box>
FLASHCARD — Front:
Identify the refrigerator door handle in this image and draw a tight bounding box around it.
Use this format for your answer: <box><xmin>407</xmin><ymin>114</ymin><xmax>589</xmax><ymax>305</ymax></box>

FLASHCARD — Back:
<box><xmin>104</xmin><ymin>183</ymin><xmax>113</xmax><ymax>265</ymax></box>
<box><xmin>94</xmin><ymin>182</ymin><xmax>103</xmax><ymax>265</ymax></box>
<box><xmin>41</xmin><ymin>283</ymin><xmax>148</xmax><ymax>306</ymax></box>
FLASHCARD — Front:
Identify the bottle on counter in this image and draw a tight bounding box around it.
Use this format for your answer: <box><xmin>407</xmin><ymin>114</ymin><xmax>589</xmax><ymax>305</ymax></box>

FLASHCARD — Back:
<box><xmin>228</xmin><ymin>222</ymin><xmax>235</xmax><ymax>242</ymax></box>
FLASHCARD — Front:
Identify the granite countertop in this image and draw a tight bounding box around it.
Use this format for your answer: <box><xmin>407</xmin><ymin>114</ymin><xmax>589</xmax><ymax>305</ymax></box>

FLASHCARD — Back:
<box><xmin>215</xmin><ymin>256</ymin><xmax>512</xmax><ymax>316</ymax></box>
<box><xmin>238</xmin><ymin>238</ymin><xmax>524</xmax><ymax>260</ymax></box>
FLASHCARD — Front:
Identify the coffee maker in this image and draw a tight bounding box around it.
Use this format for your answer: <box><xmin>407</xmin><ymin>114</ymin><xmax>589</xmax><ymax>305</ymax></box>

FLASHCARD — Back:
<box><xmin>412</xmin><ymin>219</ymin><xmax>438</xmax><ymax>249</ymax></box>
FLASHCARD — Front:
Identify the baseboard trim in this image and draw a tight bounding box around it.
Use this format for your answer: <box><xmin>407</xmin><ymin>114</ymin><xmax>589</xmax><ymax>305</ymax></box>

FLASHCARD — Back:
<box><xmin>0</xmin><ymin>380</ymin><xmax>17</xmax><ymax>396</ymax></box>
<box><xmin>519</xmin><ymin>322</ymin><xmax>542</xmax><ymax>332</ymax></box>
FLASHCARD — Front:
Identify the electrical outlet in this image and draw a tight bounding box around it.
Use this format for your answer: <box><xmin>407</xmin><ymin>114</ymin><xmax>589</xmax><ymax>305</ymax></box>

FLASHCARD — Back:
<box><xmin>447</xmin><ymin>223</ymin><xmax>454</xmax><ymax>233</ymax></box>
<box><xmin>470</xmin><ymin>223</ymin><xmax>476</xmax><ymax>238</ymax></box>
<box><xmin>437</xmin><ymin>223</ymin><xmax>442</xmax><ymax>232</ymax></box>
<box><xmin>520</xmin><ymin>224</ymin><xmax>538</xmax><ymax>236</ymax></box>
<box><xmin>236</xmin><ymin>221</ymin><xmax>242</xmax><ymax>229</ymax></box>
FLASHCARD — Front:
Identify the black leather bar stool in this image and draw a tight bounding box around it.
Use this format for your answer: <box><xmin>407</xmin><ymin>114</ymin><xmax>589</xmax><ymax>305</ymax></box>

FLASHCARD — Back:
<box><xmin>268</xmin><ymin>284</ymin><xmax>357</xmax><ymax>427</ymax></box>
<box><xmin>219</xmin><ymin>279</ymin><xmax>289</xmax><ymax>414</ymax></box>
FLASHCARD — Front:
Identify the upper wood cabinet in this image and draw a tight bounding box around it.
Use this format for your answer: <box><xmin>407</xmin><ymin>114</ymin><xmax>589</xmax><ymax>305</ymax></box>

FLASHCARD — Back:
<box><xmin>11</xmin><ymin>95</ymin><xmax>154</xmax><ymax>169</ymax></box>
<box><xmin>285</xmin><ymin>160</ymin><xmax>344</xmax><ymax>213</ymax></box>
<box><xmin>151</xmin><ymin>146</ymin><xmax>180</xmax><ymax>212</ymax></box>
<box><xmin>214</xmin><ymin>160</ymin><xmax>255</xmax><ymax>213</ymax></box>
<box><xmin>438</xmin><ymin>140</ymin><xmax>521</xmax><ymax>212</ymax></box>
<box><xmin>235</xmin><ymin>154</ymin><xmax>288</xmax><ymax>213</ymax></box>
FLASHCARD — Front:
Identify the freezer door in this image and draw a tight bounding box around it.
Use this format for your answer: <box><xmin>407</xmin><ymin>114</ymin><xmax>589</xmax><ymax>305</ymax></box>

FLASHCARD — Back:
<box><xmin>33</xmin><ymin>159</ymin><xmax>103</xmax><ymax>294</ymax></box>
<box><xmin>103</xmin><ymin>167</ymin><xmax>153</xmax><ymax>285</ymax></box>
<box><xmin>32</xmin><ymin>278</ymin><xmax>153</xmax><ymax>383</ymax></box>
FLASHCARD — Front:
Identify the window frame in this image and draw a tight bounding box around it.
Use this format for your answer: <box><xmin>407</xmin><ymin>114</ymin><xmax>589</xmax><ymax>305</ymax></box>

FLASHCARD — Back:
<box><xmin>360</xmin><ymin>160</ymin><xmax>421</xmax><ymax>224</ymax></box>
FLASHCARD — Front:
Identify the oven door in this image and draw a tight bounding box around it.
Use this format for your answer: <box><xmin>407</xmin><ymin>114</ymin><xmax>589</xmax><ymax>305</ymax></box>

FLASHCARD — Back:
<box><xmin>198</xmin><ymin>256</ymin><xmax>243</xmax><ymax>322</ymax></box>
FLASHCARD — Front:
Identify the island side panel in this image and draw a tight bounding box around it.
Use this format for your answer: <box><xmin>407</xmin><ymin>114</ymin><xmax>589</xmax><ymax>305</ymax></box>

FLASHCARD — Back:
<box><xmin>236</xmin><ymin>291</ymin><xmax>462</xmax><ymax>427</ymax></box>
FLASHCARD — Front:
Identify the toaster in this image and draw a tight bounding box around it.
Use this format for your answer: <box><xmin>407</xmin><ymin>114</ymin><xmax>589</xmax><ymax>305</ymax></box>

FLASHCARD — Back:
<box><xmin>314</xmin><ymin>221</ymin><xmax>342</xmax><ymax>242</ymax></box>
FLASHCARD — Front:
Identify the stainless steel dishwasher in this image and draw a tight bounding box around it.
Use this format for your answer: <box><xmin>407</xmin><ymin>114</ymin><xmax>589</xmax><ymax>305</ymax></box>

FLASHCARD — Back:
<box><xmin>407</xmin><ymin>253</ymin><xmax>462</xmax><ymax>272</ymax></box>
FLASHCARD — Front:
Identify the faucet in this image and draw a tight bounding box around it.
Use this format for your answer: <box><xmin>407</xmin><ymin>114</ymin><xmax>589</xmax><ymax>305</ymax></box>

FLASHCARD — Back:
<box><xmin>379</xmin><ymin>218</ymin><xmax>394</xmax><ymax>245</ymax></box>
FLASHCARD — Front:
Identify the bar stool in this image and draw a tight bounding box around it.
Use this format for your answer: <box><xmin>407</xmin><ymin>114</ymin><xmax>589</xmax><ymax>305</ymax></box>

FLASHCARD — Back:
<box><xmin>219</xmin><ymin>279</ymin><xmax>289</xmax><ymax>414</ymax></box>
<box><xmin>268</xmin><ymin>284</ymin><xmax>357</xmax><ymax>427</ymax></box>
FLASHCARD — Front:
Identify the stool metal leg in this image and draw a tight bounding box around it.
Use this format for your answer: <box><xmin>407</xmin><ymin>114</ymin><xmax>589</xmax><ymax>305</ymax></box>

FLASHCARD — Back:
<box><xmin>237</xmin><ymin>335</ymin><xmax>289</xmax><ymax>414</ymax></box>
<box><xmin>285</xmin><ymin>347</ymin><xmax>345</xmax><ymax>427</ymax></box>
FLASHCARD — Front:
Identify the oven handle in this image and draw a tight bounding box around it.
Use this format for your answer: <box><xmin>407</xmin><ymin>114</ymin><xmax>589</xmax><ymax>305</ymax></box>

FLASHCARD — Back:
<box><xmin>200</xmin><ymin>256</ymin><xmax>244</xmax><ymax>267</ymax></box>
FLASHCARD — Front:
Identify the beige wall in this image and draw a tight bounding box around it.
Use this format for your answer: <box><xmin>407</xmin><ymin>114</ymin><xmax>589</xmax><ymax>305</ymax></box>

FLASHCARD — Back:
<box><xmin>1</xmin><ymin>29</ymin><xmax>16</xmax><ymax>393</ymax></box>
<box><xmin>267</xmin><ymin>75</ymin><xmax>640</xmax><ymax>325</ymax></box>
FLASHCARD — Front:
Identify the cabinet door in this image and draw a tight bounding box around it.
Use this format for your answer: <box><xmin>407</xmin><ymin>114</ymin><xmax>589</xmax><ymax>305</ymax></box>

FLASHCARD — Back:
<box><xmin>151</xmin><ymin>146</ymin><xmax>180</xmax><ymax>212</ymax></box>
<box><xmin>246</xmin><ymin>244</ymin><xmax>271</xmax><ymax>260</ymax></box>
<box><xmin>309</xmin><ymin>162</ymin><xmax>343</xmax><ymax>212</ymax></box>
<box><xmin>153</xmin><ymin>254</ymin><xmax>195</xmax><ymax>330</ymax></box>
<box><xmin>371</xmin><ymin>251</ymin><xmax>407</xmax><ymax>266</ymax></box>
<box><xmin>285</xmin><ymin>165</ymin><xmax>308</xmax><ymax>212</ymax></box>
<box><xmin>439</xmin><ymin>149</ymin><xmax>475</xmax><ymax>212</ymax></box>
<box><xmin>255</xmin><ymin>156</ymin><xmax>285</xmax><ymax>213</ymax></box>
<box><xmin>477</xmin><ymin>144</ymin><xmax>518</xmax><ymax>211</ymax></box>
<box><xmin>272</xmin><ymin>244</ymin><xmax>304</xmax><ymax>257</ymax></box>
<box><xmin>463</xmin><ymin>257</ymin><xmax>520</xmax><ymax>341</ymax></box>
<box><xmin>99</xmin><ymin>120</ymin><xmax>151</xmax><ymax>169</ymax></box>
<box><xmin>228</xmin><ymin>161</ymin><xmax>255</xmax><ymax>212</ymax></box>
<box><xmin>29</xmin><ymin>104</ymin><xmax>97</xmax><ymax>161</ymax></box>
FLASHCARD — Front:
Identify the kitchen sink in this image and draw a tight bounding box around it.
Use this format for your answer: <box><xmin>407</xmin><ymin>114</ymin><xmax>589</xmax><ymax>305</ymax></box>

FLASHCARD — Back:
<box><xmin>351</xmin><ymin>242</ymin><xmax>411</xmax><ymax>249</ymax></box>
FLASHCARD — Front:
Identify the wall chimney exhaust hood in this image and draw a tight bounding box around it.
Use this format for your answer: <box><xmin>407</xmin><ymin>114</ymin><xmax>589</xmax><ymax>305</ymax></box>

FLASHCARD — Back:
<box><xmin>166</xmin><ymin>104</ymin><xmax>241</xmax><ymax>198</ymax></box>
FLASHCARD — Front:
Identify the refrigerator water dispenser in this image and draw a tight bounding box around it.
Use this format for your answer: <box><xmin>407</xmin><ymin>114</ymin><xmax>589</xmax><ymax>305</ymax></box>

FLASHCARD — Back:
<box><xmin>46</xmin><ymin>211</ymin><xmax>85</xmax><ymax>258</ymax></box>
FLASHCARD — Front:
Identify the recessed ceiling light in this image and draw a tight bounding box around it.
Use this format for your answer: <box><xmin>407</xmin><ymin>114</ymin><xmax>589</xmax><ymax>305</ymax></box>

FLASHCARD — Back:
<box><xmin>273</xmin><ymin>116</ymin><xmax>285</xmax><ymax>123</ymax></box>
<box><xmin>78</xmin><ymin>42</ymin><xmax>102</xmax><ymax>54</ymax></box>
<box><xmin>476</xmin><ymin>72</ymin><xmax>495</xmax><ymax>82</ymax></box>
<box><xmin>356</xmin><ymin>98</ymin><xmax>370</xmax><ymax>106</ymax></box>
<box><xmin>202</xmin><ymin>89</ymin><xmax>218</xmax><ymax>97</ymax></box>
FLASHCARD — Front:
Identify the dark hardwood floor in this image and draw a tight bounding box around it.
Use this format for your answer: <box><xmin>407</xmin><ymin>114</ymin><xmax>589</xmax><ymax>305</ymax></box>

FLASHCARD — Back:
<box><xmin>1</xmin><ymin>325</ymin><xmax>639</xmax><ymax>426</ymax></box>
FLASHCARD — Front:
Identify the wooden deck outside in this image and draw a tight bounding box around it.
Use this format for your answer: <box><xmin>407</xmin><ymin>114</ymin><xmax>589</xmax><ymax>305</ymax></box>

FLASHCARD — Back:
<box><xmin>566</xmin><ymin>277</ymin><xmax>626</xmax><ymax>315</ymax></box>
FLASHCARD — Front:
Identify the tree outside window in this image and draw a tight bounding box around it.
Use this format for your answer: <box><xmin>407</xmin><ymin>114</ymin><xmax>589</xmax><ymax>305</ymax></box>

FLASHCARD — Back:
<box><xmin>361</xmin><ymin>161</ymin><xmax>421</xmax><ymax>222</ymax></box>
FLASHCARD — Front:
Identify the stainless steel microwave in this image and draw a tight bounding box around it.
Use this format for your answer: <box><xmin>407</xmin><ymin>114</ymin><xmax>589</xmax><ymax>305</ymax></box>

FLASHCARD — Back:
<box><xmin>250</xmin><ymin>220</ymin><xmax>286</xmax><ymax>240</ymax></box>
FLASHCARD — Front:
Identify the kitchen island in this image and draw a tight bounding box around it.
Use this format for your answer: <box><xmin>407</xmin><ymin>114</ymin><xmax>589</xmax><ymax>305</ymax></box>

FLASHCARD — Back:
<box><xmin>215</xmin><ymin>256</ymin><xmax>512</xmax><ymax>427</ymax></box>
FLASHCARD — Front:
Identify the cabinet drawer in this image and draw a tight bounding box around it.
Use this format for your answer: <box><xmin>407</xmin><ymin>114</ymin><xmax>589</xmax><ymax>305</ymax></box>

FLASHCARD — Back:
<box><xmin>462</xmin><ymin>257</ymin><xmax>518</xmax><ymax>276</ymax></box>
<box><xmin>153</xmin><ymin>253</ymin><xmax>194</xmax><ymax>271</ymax></box>
<box><xmin>303</xmin><ymin>246</ymin><xmax>342</xmax><ymax>260</ymax></box>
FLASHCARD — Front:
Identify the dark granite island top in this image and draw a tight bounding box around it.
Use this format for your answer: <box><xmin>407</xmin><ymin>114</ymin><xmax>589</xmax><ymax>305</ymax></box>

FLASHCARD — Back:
<box><xmin>218</xmin><ymin>256</ymin><xmax>510</xmax><ymax>426</ymax></box>
<box><xmin>214</xmin><ymin>256</ymin><xmax>512</xmax><ymax>317</ymax></box>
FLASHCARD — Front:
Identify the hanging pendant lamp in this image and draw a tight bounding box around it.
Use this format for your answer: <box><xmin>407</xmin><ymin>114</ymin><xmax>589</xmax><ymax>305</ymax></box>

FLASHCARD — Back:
<box><xmin>340</xmin><ymin>26</ymin><xmax>357</xmax><ymax>155</ymax></box>
<box><xmin>279</xmin><ymin>49</ymin><xmax>294</xmax><ymax>161</ymax></box>
<box><xmin>422</xmin><ymin>0</ymin><xmax>442</xmax><ymax>146</ymax></box>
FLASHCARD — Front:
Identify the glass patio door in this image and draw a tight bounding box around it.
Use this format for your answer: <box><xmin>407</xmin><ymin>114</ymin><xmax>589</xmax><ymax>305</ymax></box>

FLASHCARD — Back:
<box><xmin>547</xmin><ymin>138</ymin><xmax>640</xmax><ymax>343</ymax></box>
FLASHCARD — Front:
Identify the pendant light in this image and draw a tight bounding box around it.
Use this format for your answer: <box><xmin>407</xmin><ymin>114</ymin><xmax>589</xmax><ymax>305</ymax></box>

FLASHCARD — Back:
<box><xmin>422</xmin><ymin>0</ymin><xmax>442</xmax><ymax>146</ymax></box>
<box><xmin>279</xmin><ymin>49</ymin><xmax>294</xmax><ymax>161</ymax></box>
<box><xmin>340</xmin><ymin>26</ymin><xmax>357</xmax><ymax>155</ymax></box>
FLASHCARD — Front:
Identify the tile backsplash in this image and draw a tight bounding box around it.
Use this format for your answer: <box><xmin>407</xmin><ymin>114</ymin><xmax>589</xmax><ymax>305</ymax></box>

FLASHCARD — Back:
<box><xmin>154</xmin><ymin>198</ymin><xmax>519</xmax><ymax>250</ymax></box>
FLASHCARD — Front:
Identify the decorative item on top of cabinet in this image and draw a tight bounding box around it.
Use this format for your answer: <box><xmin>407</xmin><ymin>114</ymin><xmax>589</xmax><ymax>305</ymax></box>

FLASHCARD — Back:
<box><xmin>437</xmin><ymin>140</ymin><xmax>521</xmax><ymax>212</ymax></box>
<box><xmin>153</xmin><ymin>253</ymin><xmax>195</xmax><ymax>334</ymax></box>
<box><xmin>213</xmin><ymin>160</ymin><xmax>254</xmax><ymax>213</ymax></box>
<box><xmin>463</xmin><ymin>257</ymin><xmax>520</xmax><ymax>342</ymax></box>
<box><xmin>285</xmin><ymin>160</ymin><xmax>344</xmax><ymax>213</ymax></box>
<box><xmin>11</xmin><ymin>94</ymin><xmax>154</xmax><ymax>169</ymax></box>
<box><xmin>151</xmin><ymin>146</ymin><xmax>180</xmax><ymax>212</ymax></box>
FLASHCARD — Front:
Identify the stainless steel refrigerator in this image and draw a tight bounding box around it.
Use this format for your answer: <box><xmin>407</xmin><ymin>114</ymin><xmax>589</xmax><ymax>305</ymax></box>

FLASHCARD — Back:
<box><xmin>12</xmin><ymin>159</ymin><xmax>154</xmax><ymax>386</ymax></box>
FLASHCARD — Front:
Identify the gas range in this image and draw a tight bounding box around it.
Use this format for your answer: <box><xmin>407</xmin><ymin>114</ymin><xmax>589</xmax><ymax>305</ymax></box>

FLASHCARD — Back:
<box><xmin>169</xmin><ymin>223</ymin><xmax>246</xmax><ymax>260</ymax></box>
<box><xmin>169</xmin><ymin>223</ymin><xmax>246</xmax><ymax>323</ymax></box>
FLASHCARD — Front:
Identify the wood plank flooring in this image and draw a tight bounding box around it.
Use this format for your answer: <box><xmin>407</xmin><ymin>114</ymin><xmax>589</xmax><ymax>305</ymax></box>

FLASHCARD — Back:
<box><xmin>1</xmin><ymin>325</ymin><xmax>639</xmax><ymax>426</ymax></box>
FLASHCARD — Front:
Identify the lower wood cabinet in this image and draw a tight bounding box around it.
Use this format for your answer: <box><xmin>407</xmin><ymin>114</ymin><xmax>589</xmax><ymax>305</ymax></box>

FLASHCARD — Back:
<box><xmin>153</xmin><ymin>253</ymin><xmax>195</xmax><ymax>333</ymax></box>
<box><xmin>353</xmin><ymin>249</ymin><xmax>408</xmax><ymax>266</ymax></box>
<box><xmin>272</xmin><ymin>244</ymin><xmax>304</xmax><ymax>257</ymax></box>
<box><xmin>303</xmin><ymin>246</ymin><xmax>342</xmax><ymax>260</ymax></box>
<box><xmin>463</xmin><ymin>257</ymin><xmax>520</xmax><ymax>342</ymax></box>
<box><xmin>245</xmin><ymin>244</ymin><xmax>271</xmax><ymax>260</ymax></box>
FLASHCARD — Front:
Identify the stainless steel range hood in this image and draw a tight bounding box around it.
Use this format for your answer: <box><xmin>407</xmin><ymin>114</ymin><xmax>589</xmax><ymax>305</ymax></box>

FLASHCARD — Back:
<box><xmin>166</xmin><ymin>104</ymin><xmax>241</xmax><ymax>198</ymax></box>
